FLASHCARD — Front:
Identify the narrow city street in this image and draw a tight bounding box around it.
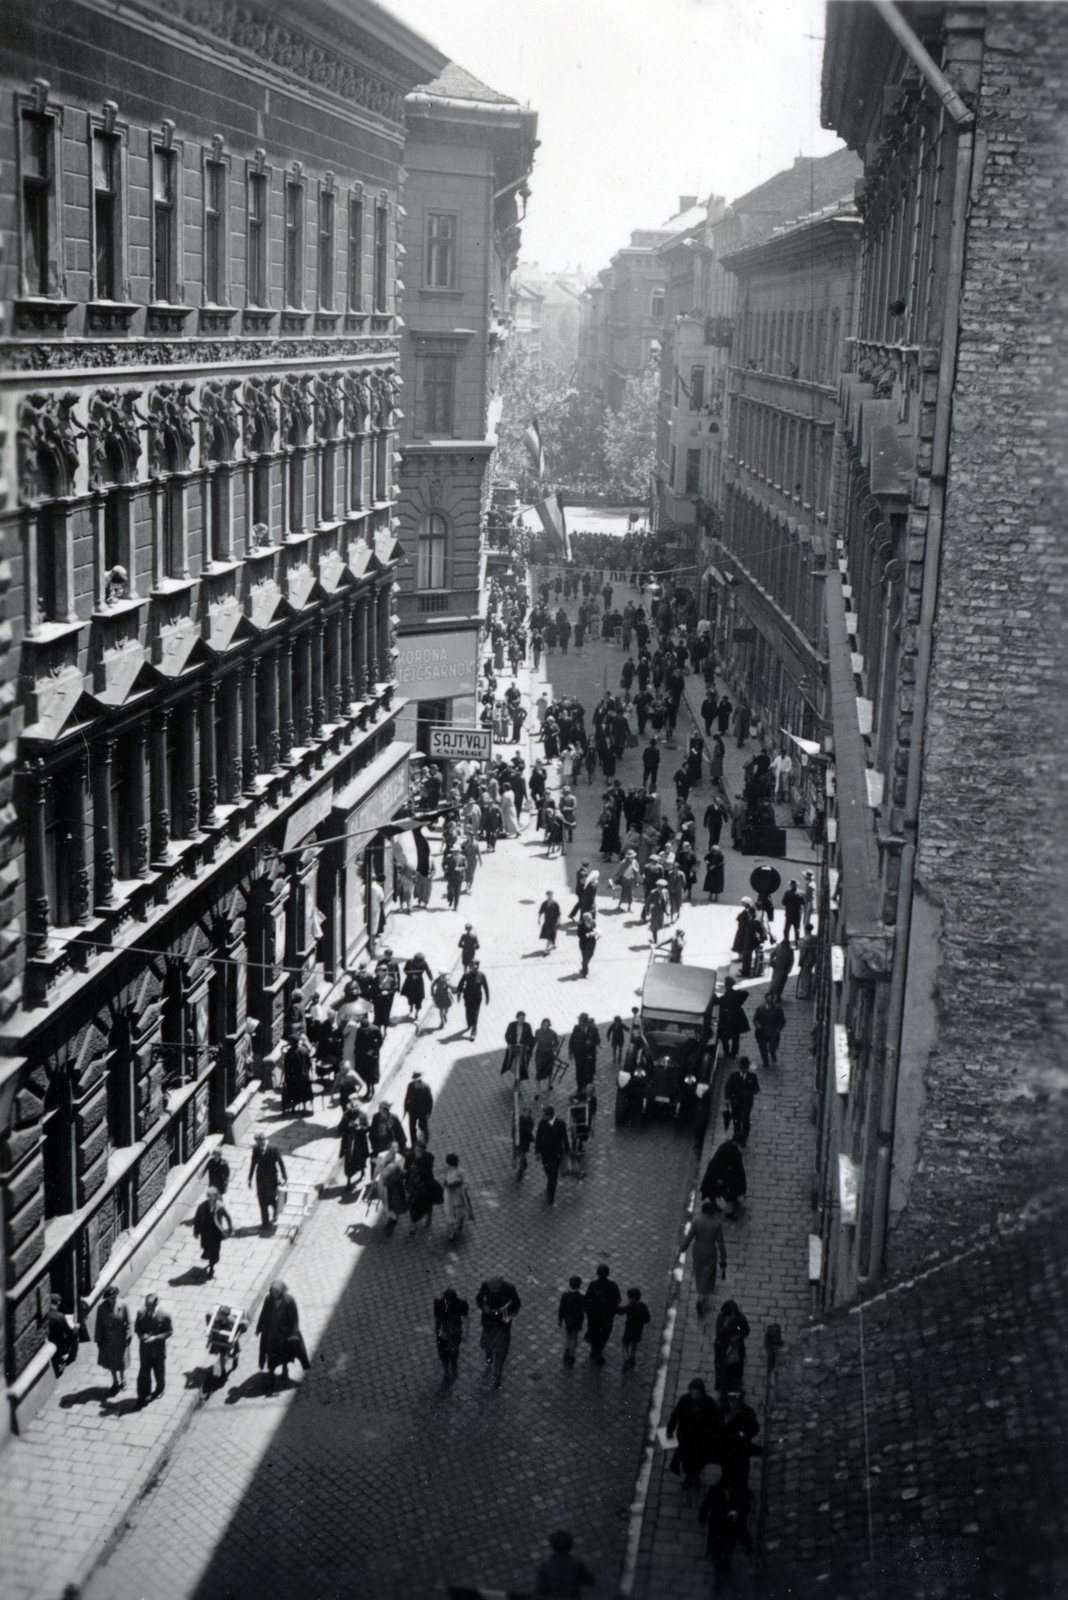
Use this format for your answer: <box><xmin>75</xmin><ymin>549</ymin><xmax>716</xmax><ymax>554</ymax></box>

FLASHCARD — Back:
<box><xmin>80</xmin><ymin>607</ymin><xmax>727</xmax><ymax>1600</ymax></box>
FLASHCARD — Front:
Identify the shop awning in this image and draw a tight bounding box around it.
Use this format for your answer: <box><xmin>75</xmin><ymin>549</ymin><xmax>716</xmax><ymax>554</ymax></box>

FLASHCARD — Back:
<box><xmin>782</xmin><ymin>728</ymin><xmax>822</xmax><ymax>756</ymax></box>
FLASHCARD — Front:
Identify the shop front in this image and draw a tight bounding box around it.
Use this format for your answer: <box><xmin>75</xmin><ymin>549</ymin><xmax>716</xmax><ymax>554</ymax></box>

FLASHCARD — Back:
<box><xmin>331</xmin><ymin>743</ymin><xmax>413</xmax><ymax>968</ymax></box>
<box><xmin>394</xmin><ymin>628</ymin><xmax>480</xmax><ymax>755</ymax></box>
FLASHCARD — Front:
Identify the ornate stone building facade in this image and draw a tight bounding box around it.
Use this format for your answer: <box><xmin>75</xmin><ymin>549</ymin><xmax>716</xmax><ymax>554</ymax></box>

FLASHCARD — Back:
<box><xmin>0</xmin><ymin>0</ymin><xmax>445</xmax><ymax>1434</ymax></box>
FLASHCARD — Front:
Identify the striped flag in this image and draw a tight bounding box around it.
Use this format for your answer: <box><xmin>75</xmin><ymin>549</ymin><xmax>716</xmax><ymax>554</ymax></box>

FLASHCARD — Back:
<box><xmin>523</xmin><ymin>416</ymin><xmax>546</xmax><ymax>480</ymax></box>
<box><xmin>533</xmin><ymin>491</ymin><xmax>571</xmax><ymax>563</ymax></box>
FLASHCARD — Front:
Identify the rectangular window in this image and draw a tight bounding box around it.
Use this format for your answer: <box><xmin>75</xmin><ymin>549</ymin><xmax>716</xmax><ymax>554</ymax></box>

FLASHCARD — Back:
<box><xmin>93</xmin><ymin>130</ymin><xmax>122</xmax><ymax>301</ymax></box>
<box><xmin>670</xmin><ymin>445</ymin><xmax>677</xmax><ymax>488</ymax></box>
<box><xmin>204</xmin><ymin>155</ymin><xmax>226</xmax><ymax>304</ymax></box>
<box><xmin>417</xmin><ymin>518</ymin><xmax>447</xmax><ymax>589</ymax></box>
<box><xmin>373</xmin><ymin>199</ymin><xmax>388</xmax><ymax>312</ymax></box>
<box><xmin>347</xmin><ymin>193</ymin><xmax>364</xmax><ymax>311</ymax></box>
<box><xmin>22</xmin><ymin>110</ymin><xmax>54</xmax><ymax>296</ymax></box>
<box><xmin>153</xmin><ymin>146</ymin><xmax>178</xmax><ymax>301</ymax></box>
<box><xmin>422</xmin><ymin>355</ymin><xmax>454</xmax><ymax>435</ymax></box>
<box><xmin>685</xmin><ymin>448</ymin><xmax>701</xmax><ymax>496</ymax></box>
<box><xmin>689</xmin><ymin>365</ymin><xmax>705</xmax><ymax>412</ymax></box>
<box><xmin>285</xmin><ymin>179</ymin><xmax>304</xmax><ymax>308</ymax></box>
<box><xmin>318</xmin><ymin>187</ymin><xmax>336</xmax><ymax>310</ymax></box>
<box><xmin>426</xmin><ymin>213</ymin><xmax>457</xmax><ymax>289</ymax></box>
<box><xmin>248</xmin><ymin>168</ymin><xmax>269</xmax><ymax>307</ymax></box>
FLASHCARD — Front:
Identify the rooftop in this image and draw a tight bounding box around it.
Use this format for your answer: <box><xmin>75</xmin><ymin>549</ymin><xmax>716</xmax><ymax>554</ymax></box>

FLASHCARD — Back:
<box><xmin>412</xmin><ymin>59</ymin><xmax>519</xmax><ymax>106</ymax></box>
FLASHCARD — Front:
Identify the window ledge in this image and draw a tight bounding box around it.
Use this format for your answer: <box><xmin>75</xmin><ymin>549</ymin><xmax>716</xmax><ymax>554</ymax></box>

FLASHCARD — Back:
<box><xmin>314</xmin><ymin>311</ymin><xmax>341</xmax><ymax>334</ymax></box>
<box><xmin>199</xmin><ymin>306</ymin><xmax>238</xmax><ymax>335</ymax></box>
<box><xmin>151</xmin><ymin>576</ymin><xmax>197</xmax><ymax>598</ymax></box>
<box><xmin>244</xmin><ymin>543</ymin><xmax>281</xmax><ymax>562</ymax></box>
<box><xmin>418</xmin><ymin>288</ymin><xmax>464</xmax><ymax>299</ymax></box>
<box><xmin>91</xmin><ymin>594</ymin><xmax>149</xmax><ymax>621</ymax></box>
<box><xmin>25</xmin><ymin>617</ymin><xmax>84</xmax><ymax>644</ymax></box>
<box><xmin>200</xmin><ymin>557</ymin><xmax>243</xmax><ymax>579</ymax></box>
<box><xmin>280</xmin><ymin>310</ymin><xmax>310</xmax><ymax>333</ymax></box>
<box><xmin>145</xmin><ymin>304</ymin><xmax>193</xmax><ymax>336</ymax></box>
<box><xmin>86</xmin><ymin>301</ymin><xmax>139</xmax><ymax>334</ymax></box>
<box><xmin>242</xmin><ymin>307</ymin><xmax>276</xmax><ymax>334</ymax></box>
<box><xmin>14</xmin><ymin>297</ymin><xmax>78</xmax><ymax>334</ymax></box>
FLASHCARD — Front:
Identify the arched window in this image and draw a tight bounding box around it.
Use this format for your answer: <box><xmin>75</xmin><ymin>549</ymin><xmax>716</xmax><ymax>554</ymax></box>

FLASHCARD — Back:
<box><xmin>417</xmin><ymin>512</ymin><xmax>447</xmax><ymax>590</ymax></box>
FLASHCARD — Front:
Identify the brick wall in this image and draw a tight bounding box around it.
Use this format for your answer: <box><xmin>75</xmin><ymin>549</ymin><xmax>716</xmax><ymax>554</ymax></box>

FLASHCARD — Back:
<box><xmin>889</xmin><ymin>4</ymin><xmax>1068</xmax><ymax>1273</ymax></box>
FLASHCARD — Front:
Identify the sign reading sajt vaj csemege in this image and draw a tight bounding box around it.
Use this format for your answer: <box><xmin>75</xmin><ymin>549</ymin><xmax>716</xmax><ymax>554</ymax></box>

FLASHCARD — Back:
<box><xmin>428</xmin><ymin>726</ymin><xmax>493</xmax><ymax>761</ymax></box>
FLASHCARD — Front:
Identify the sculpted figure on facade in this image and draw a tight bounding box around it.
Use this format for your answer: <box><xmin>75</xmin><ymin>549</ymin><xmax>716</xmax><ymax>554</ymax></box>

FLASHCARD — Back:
<box><xmin>18</xmin><ymin>390</ymin><xmax>85</xmax><ymax>503</ymax></box>
<box><xmin>148</xmin><ymin>381</ymin><xmax>200</xmax><ymax>475</ymax></box>
<box><xmin>87</xmin><ymin>387</ymin><xmax>145</xmax><ymax>488</ymax></box>
<box><xmin>242</xmin><ymin>374</ymin><xmax>278</xmax><ymax>453</ymax></box>
<box><xmin>200</xmin><ymin>378</ymin><xmax>243</xmax><ymax>460</ymax></box>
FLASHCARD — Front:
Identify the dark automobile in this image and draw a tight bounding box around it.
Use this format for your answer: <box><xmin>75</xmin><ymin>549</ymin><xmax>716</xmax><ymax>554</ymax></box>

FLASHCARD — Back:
<box><xmin>615</xmin><ymin>964</ymin><xmax>719</xmax><ymax>1124</ymax></box>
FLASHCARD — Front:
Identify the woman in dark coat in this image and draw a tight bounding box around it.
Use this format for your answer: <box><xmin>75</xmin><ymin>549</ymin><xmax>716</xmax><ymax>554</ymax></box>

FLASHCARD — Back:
<box><xmin>433</xmin><ymin>1286</ymin><xmax>469</xmax><ymax>1378</ymax></box>
<box><xmin>192</xmin><ymin>1187</ymin><xmax>233</xmax><ymax>1279</ymax></box>
<box><xmin>539</xmin><ymin>892</ymin><xmax>562</xmax><ymax>949</ymax></box>
<box><xmin>407</xmin><ymin>1148</ymin><xmax>444</xmax><ymax>1233</ymax></box>
<box><xmin>703</xmin><ymin>847</ymin><xmax>726</xmax><ymax>901</ymax></box>
<box><xmin>716</xmin><ymin>976</ymin><xmax>750</xmax><ymax>1057</ymax></box>
<box><xmin>256</xmin><ymin>1280</ymin><xmax>308</xmax><ymax>1386</ymax></box>
<box><xmin>401</xmin><ymin>954</ymin><xmax>433</xmax><ymax>1020</ymax></box>
<box><xmin>339</xmin><ymin>1103</ymin><xmax>370</xmax><ymax>1190</ymax></box>
<box><xmin>371</xmin><ymin>963</ymin><xmax>398</xmax><ymax>1028</ymax></box>
<box><xmin>714</xmin><ymin>1301</ymin><xmax>751</xmax><ymax>1398</ymax></box>
<box><xmin>709</xmin><ymin>736</ymin><xmax>725</xmax><ymax>783</ymax></box>
<box><xmin>701</xmin><ymin>1136</ymin><xmax>747</xmax><ymax>1219</ymax></box>
<box><xmin>686</xmin><ymin>730</ymin><xmax>703</xmax><ymax>785</ymax></box>
<box><xmin>666</xmin><ymin>1378</ymin><xmax>723</xmax><ymax>1489</ymax></box>
<box><xmin>281</xmin><ymin>1036</ymin><xmax>314</xmax><ymax>1115</ymax></box>
<box><xmin>94</xmin><ymin>1284</ymin><xmax>131</xmax><ymax>1392</ymax></box>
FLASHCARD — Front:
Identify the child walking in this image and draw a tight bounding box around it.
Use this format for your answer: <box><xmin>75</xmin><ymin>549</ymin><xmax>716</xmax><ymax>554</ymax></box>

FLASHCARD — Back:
<box><xmin>558</xmin><ymin>1276</ymin><xmax>586</xmax><ymax>1365</ymax></box>
<box><xmin>619</xmin><ymin>1287</ymin><xmax>651</xmax><ymax>1370</ymax></box>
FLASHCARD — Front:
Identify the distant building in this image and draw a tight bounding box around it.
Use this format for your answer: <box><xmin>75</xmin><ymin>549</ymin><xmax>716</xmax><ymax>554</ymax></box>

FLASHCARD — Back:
<box><xmin>578</xmin><ymin>197</ymin><xmax>704</xmax><ymax>409</ymax></box>
<box><xmin>509</xmin><ymin>278</ymin><xmax>544</xmax><ymax>355</ymax></box>
<box><xmin>511</xmin><ymin>264</ymin><xmax>586</xmax><ymax>368</ymax></box>
<box><xmin>395</xmin><ymin>64</ymin><xmax>537</xmax><ymax>755</ymax></box>
<box><xmin>652</xmin><ymin>151</ymin><xmax>862</xmax><ymax>595</ymax></box>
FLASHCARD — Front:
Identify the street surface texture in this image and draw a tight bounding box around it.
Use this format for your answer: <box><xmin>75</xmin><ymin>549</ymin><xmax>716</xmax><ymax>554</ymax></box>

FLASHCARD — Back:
<box><xmin>81</xmin><ymin>608</ymin><xmax>711</xmax><ymax>1600</ymax></box>
<box><xmin>4</xmin><ymin>582</ymin><xmax>820</xmax><ymax>1600</ymax></box>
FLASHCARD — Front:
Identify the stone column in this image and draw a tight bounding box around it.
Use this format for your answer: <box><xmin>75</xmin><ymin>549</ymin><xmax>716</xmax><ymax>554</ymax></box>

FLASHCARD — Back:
<box><xmin>326</xmin><ymin>611</ymin><xmax>342</xmax><ymax>724</ymax></box>
<box><xmin>340</xmin><ymin>594</ymin><xmax>355</xmax><ymax>714</ymax></box>
<box><xmin>242</xmin><ymin>657</ymin><xmax>260</xmax><ymax>794</ymax></box>
<box><xmin>150</xmin><ymin>707</ymin><xmax>171</xmax><ymax>866</ymax></box>
<box><xmin>92</xmin><ymin>739</ymin><xmax>116</xmax><ymax>909</ymax></box>
<box><xmin>376</xmin><ymin>585</ymin><xmax>392</xmax><ymax>683</ymax></box>
<box><xmin>311</xmin><ymin>615</ymin><xmax>326</xmax><ymax>740</ymax></box>
<box><xmin>224</xmin><ymin>670</ymin><xmax>243</xmax><ymax>804</ymax></box>
<box><xmin>200</xmin><ymin>681</ymin><xmax>218</xmax><ymax>828</ymax></box>
<box><xmin>297</xmin><ymin>631</ymin><xmax>313</xmax><ymax>747</ymax></box>
<box><xmin>130</xmin><ymin>723</ymin><xmax>150</xmax><ymax>878</ymax></box>
<box><xmin>263</xmin><ymin>645</ymin><xmax>281</xmax><ymax>772</ymax></box>
<box><xmin>354</xmin><ymin>595</ymin><xmax>369</xmax><ymax>700</ymax></box>
<box><xmin>26</xmin><ymin>762</ymin><xmax>51</xmax><ymax>955</ymax></box>
<box><xmin>279</xmin><ymin>638</ymin><xmax>295</xmax><ymax>762</ymax></box>
<box><xmin>181</xmin><ymin>697</ymin><xmax>199</xmax><ymax>838</ymax></box>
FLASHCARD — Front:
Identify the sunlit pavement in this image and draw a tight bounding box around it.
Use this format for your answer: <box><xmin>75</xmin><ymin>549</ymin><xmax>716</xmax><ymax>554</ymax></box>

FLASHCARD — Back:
<box><xmin>74</xmin><ymin>593</ymin><xmax>816</xmax><ymax>1600</ymax></box>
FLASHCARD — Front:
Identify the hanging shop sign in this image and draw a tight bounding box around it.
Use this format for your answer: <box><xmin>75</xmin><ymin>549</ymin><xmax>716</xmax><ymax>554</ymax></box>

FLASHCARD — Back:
<box><xmin>428</xmin><ymin>725</ymin><xmax>493</xmax><ymax>761</ymax></box>
<box><xmin>395</xmin><ymin>630</ymin><xmax>478</xmax><ymax>698</ymax></box>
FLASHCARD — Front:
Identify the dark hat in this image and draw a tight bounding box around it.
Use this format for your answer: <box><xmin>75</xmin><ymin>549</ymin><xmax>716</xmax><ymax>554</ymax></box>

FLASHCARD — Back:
<box><xmin>549</xmin><ymin>1531</ymin><xmax>574</xmax><ymax>1554</ymax></box>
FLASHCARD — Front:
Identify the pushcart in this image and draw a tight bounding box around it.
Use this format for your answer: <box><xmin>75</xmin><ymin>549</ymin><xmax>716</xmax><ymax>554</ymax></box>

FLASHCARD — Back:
<box><xmin>205</xmin><ymin>1303</ymin><xmax>248</xmax><ymax>1381</ymax></box>
<box><xmin>564</xmin><ymin>1091</ymin><xmax>595</xmax><ymax>1180</ymax></box>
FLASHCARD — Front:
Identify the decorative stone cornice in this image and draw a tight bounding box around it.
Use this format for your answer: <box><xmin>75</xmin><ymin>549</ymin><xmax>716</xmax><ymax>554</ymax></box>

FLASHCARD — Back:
<box><xmin>0</xmin><ymin>334</ymin><xmax>399</xmax><ymax>375</ymax></box>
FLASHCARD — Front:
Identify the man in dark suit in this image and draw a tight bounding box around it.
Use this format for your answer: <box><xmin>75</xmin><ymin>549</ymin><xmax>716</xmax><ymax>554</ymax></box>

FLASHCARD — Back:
<box><xmin>583</xmin><ymin>1264</ymin><xmax>622</xmax><ymax>1365</ymax></box>
<box><xmin>502</xmin><ymin>1011</ymin><xmax>535</xmax><ymax>1079</ymax></box>
<box><xmin>475</xmin><ymin>1275</ymin><xmax>521</xmax><ymax>1386</ymax></box>
<box><xmin>534</xmin><ymin>1104</ymin><xmax>570</xmax><ymax>1205</ymax></box>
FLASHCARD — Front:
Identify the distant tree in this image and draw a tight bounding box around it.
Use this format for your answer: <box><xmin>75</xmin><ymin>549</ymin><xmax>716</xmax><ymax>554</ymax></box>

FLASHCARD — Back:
<box><xmin>495</xmin><ymin>346</ymin><xmax>606</xmax><ymax>499</ymax></box>
<box><xmin>601</xmin><ymin>366</ymin><xmax>660</xmax><ymax>502</ymax></box>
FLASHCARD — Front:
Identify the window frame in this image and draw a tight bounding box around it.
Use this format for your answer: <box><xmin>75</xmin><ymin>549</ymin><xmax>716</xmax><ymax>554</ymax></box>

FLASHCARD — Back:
<box><xmin>347</xmin><ymin>187</ymin><xmax>364</xmax><ymax>312</ymax></box>
<box><xmin>150</xmin><ymin>134</ymin><xmax>182</xmax><ymax>305</ymax></box>
<box><xmin>318</xmin><ymin>176</ymin><xmax>337</xmax><ymax>311</ymax></box>
<box><xmin>16</xmin><ymin>89</ymin><xmax>64</xmax><ymax>300</ymax></box>
<box><xmin>419</xmin><ymin>352</ymin><xmax>455</xmax><ymax>438</ymax></box>
<box><xmin>417</xmin><ymin>512</ymin><xmax>448</xmax><ymax>591</ymax></box>
<box><xmin>650</xmin><ymin>287</ymin><xmax>665</xmax><ymax>320</ymax></box>
<box><xmin>89</xmin><ymin>110</ymin><xmax>128</xmax><ymax>304</ymax></box>
<box><xmin>284</xmin><ymin>167</ymin><xmax>306</xmax><ymax>310</ymax></box>
<box><xmin>202</xmin><ymin>139</ymin><xmax>230</xmax><ymax>307</ymax></box>
<box><xmin>685</xmin><ymin>447</ymin><xmax>701</xmax><ymax>496</ymax></box>
<box><xmin>373</xmin><ymin>193</ymin><xmax>389</xmax><ymax>313</ymax></box>
<box><xmin>246</xmin><ymin>155</ymin><xmax>271</xmax><ymax>309</ymax></box>
<box><xmin>689</xmin><ymin>365</ymin><xmax>705</xmax><ymax>412</ymax></box>
<box><xmin>425</xmin><ymin>210</ymin><xmax>458</xmax><ymax>290</ymax></box>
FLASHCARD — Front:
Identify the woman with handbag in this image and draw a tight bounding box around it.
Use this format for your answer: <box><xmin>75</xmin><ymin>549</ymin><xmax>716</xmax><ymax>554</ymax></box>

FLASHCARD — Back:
<box><xmin>256</xmin><ymin>1280</ymin><xmax>308</xmax><ymax>1389</ymax></box>
<box><xmin>94</xmin><ymin>1284</ymin><xmax>131</xmax><ymax>1393</ymax></box>
<box><xmin>192</xmin><ymin>1186</ymin><xmax>234</xmax><ymax>1280</ymax></box>
<box><xmin>407</xmin><ymin>1145</ymin><xmax>445</xmax><ymax>1235</ymax></box>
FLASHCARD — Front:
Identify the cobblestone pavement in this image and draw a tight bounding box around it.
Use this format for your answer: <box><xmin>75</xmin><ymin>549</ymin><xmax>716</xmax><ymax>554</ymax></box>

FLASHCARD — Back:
<box><xmin>80</xmin><ymin>611</ymin><xmax>716</xmax><ymax>1600</ymax></box>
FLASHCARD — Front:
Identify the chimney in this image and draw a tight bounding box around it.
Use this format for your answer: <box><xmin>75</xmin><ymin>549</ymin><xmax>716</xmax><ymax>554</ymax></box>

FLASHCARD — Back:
<box><xmin>679</xmin><ymin>195</ymin><xmax>698</xmax><ymax>213</ymax></box>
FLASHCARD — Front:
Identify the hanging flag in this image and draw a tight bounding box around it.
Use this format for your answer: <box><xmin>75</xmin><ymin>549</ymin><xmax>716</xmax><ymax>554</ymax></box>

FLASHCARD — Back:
<box><xmin>523</xmin><ymin>416</ymin><xmax>547</xmax><ymax>480</ymax></box>
<box><xmin>533</xmin><ymin>491</ymin><xmax>571</xmax><ymax>563</ymax></box>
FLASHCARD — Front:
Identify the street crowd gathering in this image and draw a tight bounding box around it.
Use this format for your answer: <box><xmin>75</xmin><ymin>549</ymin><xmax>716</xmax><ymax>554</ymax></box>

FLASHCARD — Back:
<box><xmin>63</xmin><ymin>560</ymin><xmax>817</xmax><ymax>1592</ymax></box>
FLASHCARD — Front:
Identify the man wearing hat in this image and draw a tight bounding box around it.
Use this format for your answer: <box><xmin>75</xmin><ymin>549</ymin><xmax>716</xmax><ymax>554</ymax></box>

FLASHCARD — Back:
<box><xmin>534</xmin><ymin>1529</ymin><xmax>595</xmax><ymax>1597</ymax></box>
<box><xmin>456</xmin><ymin>959</ymin><xmax>490</xmax><ymax>1040</ymax></box>
<box><xmin>402</xmin><ymin>1071</ymin><xmax>433</xmax><ymax>1147</ymax></box>
<box><xmin>733</xmin><ymin>898</ymin><xmax>765</xmax><ymax>979</ymax></box>
<box><xmin>353</xmin><ymin>1014</ymin><xmax>384</xmax><ymax>1099</ymax></box>
<box><xmin>612</xmin><ymin>849</ymin><xmax>640</xmax><ymax>912</ymax></box>
<box><xmin>369</xmin><ymin>1100</ymin><xmax>406</xmax><ymax>1156</ymax></box>
<box><xmin>568</xmin><ymin>1014</ymin><xmax>601</xmax><ymax>1095</ymax></box>
<box><xmin>781</xmin><ymin>878</ymin><xmax>805</xmax><ymax>946</ymax></box>
<box><xmin>502</xmin><ymin>1011</ymin><xmax>535</xmax><ymax>1079</ymax></box>
<box><xmin>134</xmin><ymin>1292</ymin><xmax>173</xmax><ymax>1405</ymax></box>
<box><xmin>248</xmin><ymin>1132</ymin><xmax>288</xmax><ymax>1229</ymax></box>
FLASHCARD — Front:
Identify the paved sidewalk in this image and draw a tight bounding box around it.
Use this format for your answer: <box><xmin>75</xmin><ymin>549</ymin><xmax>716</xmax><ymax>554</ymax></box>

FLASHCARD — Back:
<box><xmin>0</xmin><ymin>697</ymin><xmax>541</xmax><ymax>1600</ymax></box>
<box><xmin>629</xmin><ymin>671</ymin><xmax>819</xmax><ymax>1600</ymax></box>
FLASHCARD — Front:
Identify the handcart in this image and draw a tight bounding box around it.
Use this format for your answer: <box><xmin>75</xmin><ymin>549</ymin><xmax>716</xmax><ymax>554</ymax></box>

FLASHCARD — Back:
<box><xmin>205</xmin><ymin>1303</ymin><xmax>249</xmax><ymax>1381</ymax></box>
<box><xmin>564</xmin><ymin>1090</ymin><xmax>595</xmax><ymax>1180</ymax></box>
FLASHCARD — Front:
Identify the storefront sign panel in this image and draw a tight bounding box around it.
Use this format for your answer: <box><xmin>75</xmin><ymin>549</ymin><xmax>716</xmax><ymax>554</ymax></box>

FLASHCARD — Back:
<box><xmin>395</xmin><ymin>630</ymin><xmax>478</xmax><ymax>699</ymax></box>
<box><xmin>428</xmin><ymin>726</ymin><xmax>493</xmax><ymax>761</ymax></box>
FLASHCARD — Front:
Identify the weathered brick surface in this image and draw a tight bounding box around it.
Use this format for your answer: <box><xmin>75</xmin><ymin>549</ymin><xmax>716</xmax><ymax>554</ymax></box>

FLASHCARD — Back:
<box><xmin>888</xmin><ymin>2</ymin><xmax>1068</xmax><ymax>1276</ymax></box>
<box><xmin>762</xmin><ymin>1202</ymin><xmax>1068</xmax><ymax>1599</ymax></box>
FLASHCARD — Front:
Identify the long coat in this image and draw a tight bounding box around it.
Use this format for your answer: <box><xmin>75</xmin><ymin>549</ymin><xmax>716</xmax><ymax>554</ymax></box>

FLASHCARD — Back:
<box><xmin>192</xmin><ymin>1197</ymin><xmax>232</xmax><ymax>1266</ymax></box>
<box><xmin>584</xmin><ymin>1276</ymin><xmax>622</xmax><ymax>1350</ymax></box>
<box><xmin>687</xmin><ymin>1210</ymin><xmax>727</xmax><ymax>1296</ymax></box>
<box><xmin>667</xmin><ymin>1391</ymin><xmax>723</xmax><ymax>1478</ymax></box>
<box><xmin>256</xmin><ymin>1288</ymin><xmax>307</xmax><ymax>1372</ymax></box>
<box><xmin>701</xmin><ymin>1140</ymin><xmax>747</xmax><ymax>1204</ymax></box>
<box><xmin>249</xmin><ymin>1143</ymin><xmax>287</xmax><ymax>1203</ymax></box>
<box><xmin>94</xmin><ymin>1299</ymin><xmax>130</xmax><ymax>1373</ymax></box>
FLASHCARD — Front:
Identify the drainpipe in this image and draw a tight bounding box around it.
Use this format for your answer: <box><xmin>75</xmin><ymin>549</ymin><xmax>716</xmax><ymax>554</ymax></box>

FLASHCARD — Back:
<box><xmin>862</xmin><ymin>3</ymin><xmax>976</xmax><ymax>1285</ymax></box>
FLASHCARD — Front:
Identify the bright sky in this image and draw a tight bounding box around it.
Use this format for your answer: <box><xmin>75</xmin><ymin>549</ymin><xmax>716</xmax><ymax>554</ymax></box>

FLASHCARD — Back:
<box><xmin>386</xmin><ymin>0</ymin><xmax>845</xmax><ymax>274</ymax></box>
